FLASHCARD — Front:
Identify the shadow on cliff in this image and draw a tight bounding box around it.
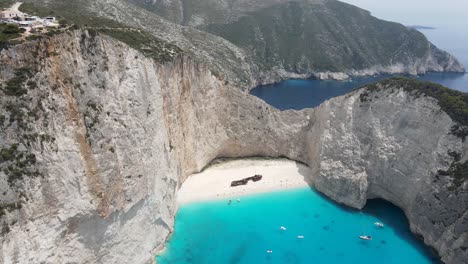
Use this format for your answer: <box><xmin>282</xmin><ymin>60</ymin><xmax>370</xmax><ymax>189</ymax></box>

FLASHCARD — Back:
<box><xmin>362</xmin><ymin>199</ymin><xmax>441</xmax><ymax>263</ymax></box>
<box><xmin>295</xmin><ymin>161</ymin><xmax>315</xmax><ymax>187</ymax></box>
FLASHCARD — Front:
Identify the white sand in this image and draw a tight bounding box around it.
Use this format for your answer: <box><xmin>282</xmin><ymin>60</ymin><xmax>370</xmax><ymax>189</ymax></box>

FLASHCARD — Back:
<box><xmin>177</xmin><ymin>158</ymin><xmax>313</xmax><ymax>204</ymax></box>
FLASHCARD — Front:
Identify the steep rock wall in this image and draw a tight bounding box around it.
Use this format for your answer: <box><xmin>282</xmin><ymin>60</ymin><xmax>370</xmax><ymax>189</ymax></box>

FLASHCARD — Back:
<box><xmin>0</xmin><ymin>32</ymin><xmax>466</xmax><ymax>264</ymax></box>
<box><xmin>312</xmin><ymin>86</ymin><xmax>468</xmax><ymax>263</ymax></box>
<box><xmin>0</xmin><ymin>31</ymin><xmax>310</xmax><ymax>264</ymax></box>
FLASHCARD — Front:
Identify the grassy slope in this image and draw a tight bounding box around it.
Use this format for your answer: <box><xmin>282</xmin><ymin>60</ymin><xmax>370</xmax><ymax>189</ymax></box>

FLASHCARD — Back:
<box><xmin>19</xmin><ymin>1</ymin><xmax>123</xmax><ymax>27</ymax></box>
<box><xmin>129</xmin><ymin>0</ymin><xmax>229</xmax><ymax>26</ymax></box>
<box><xmin>17</xmin><ymin>1</ymin><xmax>183</xmax><ymax>62</ymax></box>
<box><xmin>0</xmin><ymin>0</ymin><xmax>15</xmax><ymax>9</ymax></box>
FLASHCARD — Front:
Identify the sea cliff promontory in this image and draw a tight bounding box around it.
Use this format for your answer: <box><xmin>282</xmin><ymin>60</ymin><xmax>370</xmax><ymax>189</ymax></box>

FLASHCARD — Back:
<box><xmin>0</xmin><ymin>31</ymin><xmax>466</xmax><ymax>263</ymax></box>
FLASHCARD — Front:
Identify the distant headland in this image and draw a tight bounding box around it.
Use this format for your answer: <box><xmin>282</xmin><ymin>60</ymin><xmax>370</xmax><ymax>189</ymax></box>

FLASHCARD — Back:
<box><xmin>407</xmin><ymin>25</ymin><xmax>436</xmax><ymax>30</ymax></box>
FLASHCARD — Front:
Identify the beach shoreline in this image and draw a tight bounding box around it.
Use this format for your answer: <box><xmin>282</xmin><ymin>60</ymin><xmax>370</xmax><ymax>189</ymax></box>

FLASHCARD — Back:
<box><xmin>176</xmin><ymin>158</ymin><xmax>313</xmax><ymax>205</ymax></box>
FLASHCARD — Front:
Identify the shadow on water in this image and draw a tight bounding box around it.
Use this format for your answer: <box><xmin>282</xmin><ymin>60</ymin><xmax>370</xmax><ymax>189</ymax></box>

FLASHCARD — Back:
<box><xmin>362</xmin><ymin>199</ymin><xmax>442</xmax><ymax>264</ymax></box>
<box><xmin>229</xmin><ymin>241</ymin><xmax>248</xmax><ymax>264</ymax></box>
<box><xmin>297</xmin><ymin>182</ymin><xmax>442</xmax><ymax>263</ymax></box>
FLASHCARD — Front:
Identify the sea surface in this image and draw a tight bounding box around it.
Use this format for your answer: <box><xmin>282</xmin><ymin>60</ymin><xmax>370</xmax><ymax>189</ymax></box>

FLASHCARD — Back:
<box><xmin>251</xmin><ymin>27</ymin><xmax>468</xmax><ymax>111</ymax></box>
<box><xmin>250</xmin><ymin>72</ymin><xmax>468</xmax><ymax>110</ymax></box>
<box><xmin>157</xmin><ymin>188</ymin><xmax>439</xmax><ymax>264</ymax></box>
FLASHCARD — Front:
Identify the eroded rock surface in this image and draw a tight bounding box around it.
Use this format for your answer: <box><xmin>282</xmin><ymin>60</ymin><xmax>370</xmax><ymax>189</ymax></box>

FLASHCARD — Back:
<box><xmin>0</xmin><ymin>32</ymin><xmax>466</xmax><ymax>264</ymax></box>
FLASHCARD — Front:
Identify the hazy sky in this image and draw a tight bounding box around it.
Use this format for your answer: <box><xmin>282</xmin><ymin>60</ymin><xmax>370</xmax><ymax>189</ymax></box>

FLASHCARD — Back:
<box><xmin>340</xmin><ymin>0</ymin><xmax>468</xmax><ymax>28</ymax></box>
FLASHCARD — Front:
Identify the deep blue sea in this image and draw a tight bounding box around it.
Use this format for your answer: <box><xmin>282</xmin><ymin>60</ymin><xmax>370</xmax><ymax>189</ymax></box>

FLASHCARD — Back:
<box><xmin>250</xmin><ymin>72</ymin><xmax>468</xmax><ymax>110</ymax></box>
<box><xmin>157</xmin><ymin>188</ymin><xmax>439</xmax><ymax>264</ymax></box>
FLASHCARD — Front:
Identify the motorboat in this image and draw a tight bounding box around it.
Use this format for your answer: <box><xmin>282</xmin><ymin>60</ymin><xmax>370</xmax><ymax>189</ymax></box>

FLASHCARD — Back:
<box><xmin>280</xmin><ymin>226</ymin><xmax>287</xmax><ymax>231</ymax></box>
<box><xmin>266</xmin><ymin>250</ymin><xmax>273</xmax><ymax>254</ymax></box>
<box><xmin>297</xmin><ymin>235</ymin><xmax>304</xmax><ymax>239</ymax></box>
<box><xmin>374</xmin><ymin>222</ymin><xmax>384</xmax><ymax>228</ymax></box>
<box><xmin>359</xmin><ymin>235</ymin><xmax>372</xmax><ymax>241</ymax></box>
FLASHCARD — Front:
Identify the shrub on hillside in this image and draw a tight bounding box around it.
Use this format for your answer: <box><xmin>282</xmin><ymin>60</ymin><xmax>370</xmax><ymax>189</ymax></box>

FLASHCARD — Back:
<box><xmin>2</xmin><ymin>23</ymin><xmax>21</xmax><ymax>34</ymax></box>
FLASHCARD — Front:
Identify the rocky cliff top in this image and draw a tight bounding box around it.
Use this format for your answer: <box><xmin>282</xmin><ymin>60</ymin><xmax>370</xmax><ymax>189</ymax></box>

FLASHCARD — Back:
<box><xmin>360</xmin><ymin>77</ymin><xmax>468</xmax><ymax>140</ymax></box>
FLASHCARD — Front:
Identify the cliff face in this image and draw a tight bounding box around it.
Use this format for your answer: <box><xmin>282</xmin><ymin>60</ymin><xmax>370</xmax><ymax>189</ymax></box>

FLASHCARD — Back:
<box><xmin>311</xmin><ymin>85</ymin><xmax>468</xmax><ymax>264</ymax></box>
<box><xmin>0</xmin><ymin>31</ymin><xmax>310</xmax><ymax>263</ymax></box>
<box><xmin>0</xmin><ymin>32</ymin><xmax>467</xmax><ymax>264</ymax></box>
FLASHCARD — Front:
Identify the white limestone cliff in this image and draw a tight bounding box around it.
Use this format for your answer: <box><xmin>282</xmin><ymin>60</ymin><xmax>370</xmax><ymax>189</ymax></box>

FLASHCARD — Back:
<box><xmin>0</xmin><ymin>31</ymin><xmax>466</xmax><ymax>264</ymax></box>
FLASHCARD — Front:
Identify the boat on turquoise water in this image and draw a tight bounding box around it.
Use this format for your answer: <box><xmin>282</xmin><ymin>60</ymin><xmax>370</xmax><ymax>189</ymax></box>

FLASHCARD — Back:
<box><xmin>374</xmin><ymin>222</ymin><xmax>384</xmax><ymax>228</ymax></box>
<box><xmin>359</xmin><ymin>235</ymin><xmax>372</xmax><ymax>241</ymax></box>
<box><xmin>280</xmin><ymin>226</ymin><xmax>287</xmax><ymax>231</ymax></box>
<box><xmin>158</xmin><ymin>189</ymin><xmax>440</xmax><ymax>263</ymax></box>
<box><xmin>297</xmin><ymin>235</ymin><xmax>304</xmax><ymax>239</ymax></box>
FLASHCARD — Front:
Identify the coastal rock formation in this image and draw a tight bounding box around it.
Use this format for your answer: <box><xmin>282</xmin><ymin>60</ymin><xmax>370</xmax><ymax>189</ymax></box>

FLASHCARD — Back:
<box><xmin>0</xmin><ymin>32</ymin><xmax>466</xmax><ymax>263</ymax></box>
<box><xmin>0</xmin><ymin>31</ymin><xmax>308</xmax><ymax>264</ymax></box>
<box><xmin>16</xmin><ymin>0</ymin><xmax>465</xmax><ymax>90</ymax></box>
<box><xmin>310</xmin><ymin>81</ymin><xmax>468</xmax><ymax>264</ymax></box>
<box><xmin>131</xmin><ymin>0</ymin><xmax>466</xmax><ymax>84</ymax></box>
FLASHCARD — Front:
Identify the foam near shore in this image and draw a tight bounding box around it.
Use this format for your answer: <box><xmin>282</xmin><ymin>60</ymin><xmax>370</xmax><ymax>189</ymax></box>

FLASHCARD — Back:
<box><xmin>177</xmin><ymin>158</ymin><xmax>313</xmax><ymax>204</ymax></box>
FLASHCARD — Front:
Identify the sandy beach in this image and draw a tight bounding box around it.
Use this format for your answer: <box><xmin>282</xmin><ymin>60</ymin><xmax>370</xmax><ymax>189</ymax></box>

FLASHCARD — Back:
<box><xmin>177</xmin><ymin>158</ymin><xmax>313</xmax><ymax>204</ymax></box>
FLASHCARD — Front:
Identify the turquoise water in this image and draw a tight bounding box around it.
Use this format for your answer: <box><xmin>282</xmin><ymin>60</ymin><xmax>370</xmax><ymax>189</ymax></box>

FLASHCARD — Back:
<box><xmin>157</xmin><ymin>188</ymin><xmax>439</xmax><ymax>264</ymax></box>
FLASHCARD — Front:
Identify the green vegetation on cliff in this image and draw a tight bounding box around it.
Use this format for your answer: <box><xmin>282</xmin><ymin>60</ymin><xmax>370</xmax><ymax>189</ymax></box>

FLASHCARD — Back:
<box><xmin>96</xmin><ymin>29</ymin><xmax>183</xmax><ymax>62</ymax></box>
<box><xmin>363</xmin><ymin>77</ymin><xmax>468</xmax><ymax>140</ymax></box>
<box><xmin>132</xmin><ymin>0</ymin><xmax>455</xmax><ymax>74</ymax></box>
<box><xmin>18</xmin><ymin>1</ymin><xmax>183</xmax><ymax>62</ymax></box>
<box><xmin>437</xmin><ymin>151</ymin><xmax>468</xmax><ymax>190</ymax></box>
<box><xmin>203</xmin><ymin>1</ymin><xmax>430</xmax><ymax>72</ymax></box>
<box><xmin>0</xmin><ymin>0</ymin><xmax>14</xmax><ymax>9</ymax></box>
<box><xmin>19</xmin><ymin>1</ymin><xmax>122</xmax><ymax>28</ymax></box>
<box><xmin>3</xmin><ymin>67</ymin><xmax>33</xmax><ymax>96</ymax></box>
<box><xmin>0</xmin><ymin>144</ymin><xmax>38</xmax><ymax>184</ymax></box>
<box><xmin>0</xmin><ymin>23</ymin><xmax>24</xmax><ymax>49</ymax></box>
<box><xmin>361</xmin><ymin>77</ymin><xmax>468</xmax><ymax>188</ymax></box>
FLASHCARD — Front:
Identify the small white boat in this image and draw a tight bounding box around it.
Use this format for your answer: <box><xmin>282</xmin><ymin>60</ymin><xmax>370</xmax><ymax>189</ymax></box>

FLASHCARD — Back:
<box><xmin>374</xmin><ymin>222</ymin><xmax>384</xmax><ymax>228</ymax></box>
<box><xmin>266</xmin><ymin>250</ymin><xmax>273</xmax><ymax>254</ymax></box>
<box><xmin>280</xmin><ymin>226</ymin><xmax>287</xmax><ymax>231</ymax></box>
<box><xmin>237</xmin><ymin>199</ymin><xmax>241</xmax><ymax>202</ymax></box>
<box><xmin>359</xmin><ymin>235</ymin><xmax>372</xmax><ymax>241</ymax></box>
<box><xmin>297</xmin><ymin>235</ymin><xmax>304</xmax><ymax>239</ymax></box>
